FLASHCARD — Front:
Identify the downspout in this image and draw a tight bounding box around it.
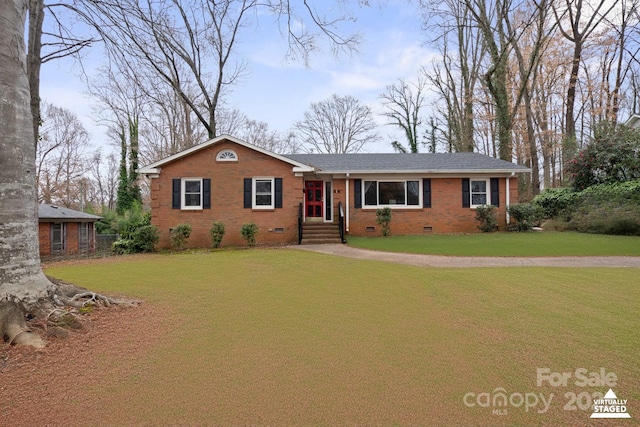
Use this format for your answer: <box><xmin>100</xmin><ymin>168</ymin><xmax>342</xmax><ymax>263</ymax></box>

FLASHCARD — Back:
<box><xmin>506</xmin><ymin>172</ymin><xmax>514</xmax><ymax>225</ymax></box>
<box><xmin>345</xmin><ymin>173</ymin><xmax>350</xmax><ymax>232</ymax></box>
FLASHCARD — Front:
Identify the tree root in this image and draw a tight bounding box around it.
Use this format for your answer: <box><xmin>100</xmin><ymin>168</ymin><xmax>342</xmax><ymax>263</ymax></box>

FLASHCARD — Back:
<box><xmin>0</xmin><ymin>276</ymin><xmax>140</xmax><ymax>348</ymax></box>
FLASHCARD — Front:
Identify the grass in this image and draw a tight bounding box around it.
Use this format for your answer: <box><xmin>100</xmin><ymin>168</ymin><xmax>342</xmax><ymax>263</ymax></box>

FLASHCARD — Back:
<box><xmin>347</xmin><ymin>231</ymin><xmax>640</xmax><ymax>257</ymax></box>
<box><xmin>41</xmin><ymin>249</ymin><xmax>640</xmax><ymax>426</ymax></box>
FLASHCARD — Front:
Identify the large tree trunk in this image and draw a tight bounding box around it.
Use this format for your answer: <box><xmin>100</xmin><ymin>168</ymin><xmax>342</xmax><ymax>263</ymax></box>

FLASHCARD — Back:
<box><xmin>0</xmin><ymin>0</ymin><xmax>53</xmax><ymax>302</ymax></box>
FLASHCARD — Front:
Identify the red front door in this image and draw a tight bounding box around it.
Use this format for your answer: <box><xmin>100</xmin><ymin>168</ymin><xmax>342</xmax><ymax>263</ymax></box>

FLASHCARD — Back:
<box><xmin>305</xmin><ymin>181</ymin><xmax>324</xmax><ymax>219</ymax></box>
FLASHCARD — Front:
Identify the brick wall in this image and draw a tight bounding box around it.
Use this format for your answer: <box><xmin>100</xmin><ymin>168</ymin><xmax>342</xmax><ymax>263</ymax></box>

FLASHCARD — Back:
<box><xmin>38</xmin><ymin>223</ymin><xmax>51</xmax><ymax>256</ymax></box>
<box><xmin>149</xmin><ymin>140</ymin><xmax>523</xmax><ymax>247</ymax></box>
<box><xmin>151</xmin><ymin>141</ymin><xmax>305</xmax><ymax>248</ymax></box>
<box><xmin>38</xmin><ymin>221</ymin><xmax>96</xmax><ymax>257</ymax></box>
<box><xmin>335</xmin><ymin>176</ymin><xmax>519</xmax><ymax>236</ymax></box>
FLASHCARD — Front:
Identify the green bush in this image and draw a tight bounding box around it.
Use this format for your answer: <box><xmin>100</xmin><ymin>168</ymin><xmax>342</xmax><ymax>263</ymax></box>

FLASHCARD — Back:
<box><xmin>475</xmin><ymin>205</ymin><xmax>498</xmax><ymax>232</ymax></box>
<box><xmin>567</xmin><ymin>203</ymin><xmax>640</xmax><ymax>236</ymax></box>
<box><xmin>170</xmin><ymin>223</ymin><xmax>192</xmax><ymax>249</ymax></box>
<box><xmin>507</xmin><ymin>203</ymin><xmax>542</xmax><ymax>232</ymax></box>
<box><xmin>376</xmin><ymin>207</ymin><xmax>392</xmax><ymax>237</ymax></box>
<box><xmin>112</xmin><ymin>210</ymin><xmax>159</xmax><ymax>254</ymax></box>
<box><xmin>579</xmin><ymin>180</ymin><xmax>640</xmax><ymax>204</ymax></box>
<box><xmin>209</xmin><ymin>222</ymin><xmax>226</xmax><ymax>248</ymax></box>
<box><xmin>532</xmin><ymin>187</ymin><xmax>579</xmax><ymax>219</ymax></box>
<box><xmin>240</xmin><ymin>222</ymin><xmax>258</xmax><ymax>247</ymax></box>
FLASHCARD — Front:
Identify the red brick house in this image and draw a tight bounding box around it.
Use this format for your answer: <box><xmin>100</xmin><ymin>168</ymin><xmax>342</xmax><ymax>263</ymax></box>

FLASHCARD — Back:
<box><xmin>138</xmin><ymin>135</ymin><xmax>530</xmax><ymax>248</ymax></box>
<box><xmin>38</xmin><ymin>204</ymin><xmax>101</xmax><ymax>257</ymax></box>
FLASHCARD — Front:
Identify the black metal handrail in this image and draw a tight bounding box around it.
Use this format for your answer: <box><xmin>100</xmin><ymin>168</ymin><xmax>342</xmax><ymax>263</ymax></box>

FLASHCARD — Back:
<box><xmin>338</xmin><ymin>201</ymin><xmax>346</xmax><ymax>243</ymax></box>
<box><xmin>297</xmin><ymin>202</ymin><xmax>303</xmax><ymax>244</ymax></box>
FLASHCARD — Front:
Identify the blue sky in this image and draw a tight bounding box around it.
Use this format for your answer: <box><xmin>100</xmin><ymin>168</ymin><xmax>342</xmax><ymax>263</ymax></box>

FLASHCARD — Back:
<box><xmin>39</xmin><ymin>1</ymin><xmax>438</xmax><ymax>154</ymax></box>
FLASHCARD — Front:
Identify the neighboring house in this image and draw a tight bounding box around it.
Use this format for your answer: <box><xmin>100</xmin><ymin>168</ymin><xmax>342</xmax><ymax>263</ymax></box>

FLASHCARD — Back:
<box><xmin>38</xmin><ymin>204</ymin><xmax>101</xmax><ymax>257</ymax></box>
<box><xmin>138</xmin><ymin>135</ymin><xmax>530</xmax><ymax>248</ymax></box>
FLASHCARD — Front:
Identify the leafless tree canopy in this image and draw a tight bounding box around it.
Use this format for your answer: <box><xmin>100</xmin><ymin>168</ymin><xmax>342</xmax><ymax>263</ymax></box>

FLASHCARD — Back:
<box><xmin>294</xmin><ymin>94</ymin><xmax>379</xmax><ymax>153</ymax></box>
<box><xmin>380</xmin><ymin>77</ymin><xmax>427</xmax><ymax>153</ymax></box>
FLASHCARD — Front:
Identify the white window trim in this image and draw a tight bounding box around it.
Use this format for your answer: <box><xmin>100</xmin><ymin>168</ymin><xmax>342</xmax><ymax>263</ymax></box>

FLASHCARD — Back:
<box><xmin>252</xmin><ymin>177</ymin><xmax>275</xmax><ymax>209</ymax></box>
<box><xmin>469</xmin><ymin>178</ymin><xmax>490</xmax><ymax>208</ymax></box>
<box><xmin>362</xmin><ymin>179</ymin><xmax>422</xmax><ymax>209</ymax></box>
<box><xmin>216</xmin><ymin>149</ymin><xmax>238</xmax><ymax>161</ymax></box>
<box><xmin>182</xmin><ymin>178</ymin><xmax>203</xmax><ymax>210</ymax></box>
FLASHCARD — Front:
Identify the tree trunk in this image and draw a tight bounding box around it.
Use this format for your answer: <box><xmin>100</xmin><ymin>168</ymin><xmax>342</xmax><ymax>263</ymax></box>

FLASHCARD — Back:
<box><xmin>27</xmin><ymin>0</ymin><xmax>44</xmax><ymax>151</ymax></box>
<box><xmin>0</xmin><ymin>0</ymin><xmax>53</xmax><ymax>302</ymax></box>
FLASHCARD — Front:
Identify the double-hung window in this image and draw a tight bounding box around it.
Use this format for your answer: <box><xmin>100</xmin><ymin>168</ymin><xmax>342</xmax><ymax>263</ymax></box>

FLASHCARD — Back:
<box><xmin>470</xmin><ymin>179</ymin><xmax>489</xmax><ymax>207</ymax></box>
<box><xmin>462</xmin><ymin>178</ymin><xmax>498</xmax><ymax>208</ymax></box>
<box><xmin>363</xmin><ymin>180</ymin><xmax>420</xmax><ymax>207</ymax></box>
<box><xmin>172</xmin><ymin>178</ymin><xmax>210</xmax><ymax>210</ymax></box>
<box><xmin>253</xmin><ymin>177</ymin><xmax>274</xmax><ymax>209</ymax></box>
<box><xmin>182</xmin><ymin>178</ymin><xmax>203</xmax><ymax>209</ymax></box>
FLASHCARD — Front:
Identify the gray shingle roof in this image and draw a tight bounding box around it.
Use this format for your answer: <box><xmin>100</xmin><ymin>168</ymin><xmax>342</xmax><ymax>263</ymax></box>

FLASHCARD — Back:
<box><xmin>38</xmin><ymin>204</ymin><xmax>102</xmax><ymax>221</ymax></box>
<box><xmin>284</xmin><ymin>153</ymin><xmax>530</xmax><ymax>174</ymax></box>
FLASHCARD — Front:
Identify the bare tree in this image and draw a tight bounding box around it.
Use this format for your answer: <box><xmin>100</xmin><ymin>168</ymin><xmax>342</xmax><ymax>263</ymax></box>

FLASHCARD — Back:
<box><xmin>552</xmin><ymin>0</ymin><xmax>617</xmax><ymax>165</ymax></box>
<box><xmin>422</xmin><ymin>0</ymin><xmax>483</xmax><ymax>153</ymax></box>
<box><xmin>294</xmin><ymin>94</ymin><xmax>379</xmax><ymax>153</ymax></box>
<box><xmin>27</xmin><ymin>0</ymin><xmax>95</xmax><ymax>149</ymax></box>
<box><xmin>36</xmin><ymin>102</ymin><xmax>90</xmax><ymax>207</ymax></box>
<box><xmin>380</xmin><ymin>77</ymin><xmax>427</xmax><ymax>153</ymax></box>
<box><xmin>86</xmin><ymin>150</ymin><xmax>118</xmax><ymax>211</ymax></box>
<box><xmin>74</xmin><ymin>0</ymin><xmax>361</xmax><ymax>144</ymax></box>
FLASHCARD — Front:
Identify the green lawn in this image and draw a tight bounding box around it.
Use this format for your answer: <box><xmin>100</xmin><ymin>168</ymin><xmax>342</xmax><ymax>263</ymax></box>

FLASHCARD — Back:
<box><xmin>348</xmin><ymin>231</ymin><xmax>640</xmax><ymax>256</ymax></box>
<box><xmin>38</xmin><ymin>249</ymin><xmax>640</xmax><ymax>426</ymax></box>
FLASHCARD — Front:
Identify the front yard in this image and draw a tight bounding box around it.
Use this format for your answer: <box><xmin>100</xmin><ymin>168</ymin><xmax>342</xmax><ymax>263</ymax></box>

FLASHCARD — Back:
<box><xmin>3</xmin><ymin>247</ymin><xmax>639</xmax><ymax>426</ymax></box>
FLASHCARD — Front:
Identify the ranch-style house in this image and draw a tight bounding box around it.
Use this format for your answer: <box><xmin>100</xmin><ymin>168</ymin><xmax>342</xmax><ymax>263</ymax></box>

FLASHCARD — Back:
<box><xmin>138</xmin><ymin>135</ymin><xmax>530</xmax><ymax>248</ymax></box>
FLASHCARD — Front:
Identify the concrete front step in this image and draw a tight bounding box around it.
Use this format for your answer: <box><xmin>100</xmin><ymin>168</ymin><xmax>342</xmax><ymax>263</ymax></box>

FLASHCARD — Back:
<box><xmin>301</xmin><ymin>223</ymin><xmax>343</xmax><ymax>244</ymax></box>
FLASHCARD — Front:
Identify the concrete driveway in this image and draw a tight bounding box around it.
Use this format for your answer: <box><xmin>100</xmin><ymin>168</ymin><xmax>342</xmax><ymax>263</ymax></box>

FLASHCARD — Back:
<box><xmin>291</xmin><ymin>244</ymin><xmax>640</xmax><ymax>268</ymax></box>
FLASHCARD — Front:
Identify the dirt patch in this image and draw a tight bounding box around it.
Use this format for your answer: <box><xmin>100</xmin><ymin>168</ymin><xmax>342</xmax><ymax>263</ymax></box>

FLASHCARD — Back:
<box><xmin>0</xmin><ymin>302</ymin><xmax>164</xmax><ymax>426</ymax></box>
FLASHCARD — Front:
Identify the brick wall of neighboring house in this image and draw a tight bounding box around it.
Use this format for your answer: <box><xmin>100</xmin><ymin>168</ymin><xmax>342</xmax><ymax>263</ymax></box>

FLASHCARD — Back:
<box><xmin>66</xmin><ymin>223</ymin><xmax>79</xmax><ymax>253</ymax></box>
<box><xmin>38</xmin><ymin>223</ymin><xmax>51</xmax><ymax>256</ymax></box>
<box><xmin>39</xmin><ymin>221</ymin><xmax>96</xmax><ymax>257</ymax></box>
<box><xmin>151</xmin><ymin>141</ymin><xmax>305</xmax><ymax>248</ymax></box>
<box><xmin>338</xmin><ymin>176</ymin><xmax>519</xmax><ymax>237</ymax></box>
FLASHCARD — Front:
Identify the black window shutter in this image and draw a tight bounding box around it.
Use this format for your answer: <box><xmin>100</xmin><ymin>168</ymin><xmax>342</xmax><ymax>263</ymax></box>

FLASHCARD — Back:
<box><xmin>491</xmin><ymin>178</ymin><xmax>500</xmax><ymax>207</ymax></box>
<box><xmin>354</xmin><ymin>179</ymin><xmax>362</xmax><ymax>208</ymax></box>
<box><xmin>462</xmin><ymin>178</ymin><xmax>470</xmax><ymax>208</ymax></box>
<box><xmin>203</xmin><ymin>178</ymin><xmax>211</xmax><ymax>209</ymax></box>
<box><xmin>423</xmin><ymin>178</ymin><xmax>432</xmax><ymax>208</ymax></box>
<box><xmin>275</xmin><ymin>178</ymin><xmax>283</xmax><ymax>208</ymax></box>
<box><xmin>243</xmin><ymin>178</ymin><xmax>252</xmax><ymax>208</ymax></box>
<box><xmin>172</xmin><ymin>179</ymin><xmax>181</xmax><ymax>209</ymax></box>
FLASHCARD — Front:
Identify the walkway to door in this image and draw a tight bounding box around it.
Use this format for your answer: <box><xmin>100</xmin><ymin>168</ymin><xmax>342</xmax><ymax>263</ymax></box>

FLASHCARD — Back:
<box><xmin>290</xmin><ymin>244</ymin><xmax>640</xmax><ymax>268</ymax></box>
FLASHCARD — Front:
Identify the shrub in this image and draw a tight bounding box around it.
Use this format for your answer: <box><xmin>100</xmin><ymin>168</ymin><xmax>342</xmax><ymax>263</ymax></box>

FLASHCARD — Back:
<box><xmin>579</xmin><ymin>180</ymin><xmax>640</xmax><ymax>204</ymax></box>
<box><xmin>209</xmin><ymin>221</ymin><xmax>226</xmax><ymax>248</ymax></box>
<box><xmin>475</xmin><ymin>205</ymin><xmax>498</xmax><ymax>232</ymax></box>
<box><xmin>565</xmin><ymin>121</ymin><xmax>640</xmax><ymax>191</ymax></box>
<box><xmin>532</xmin><ymin>187</ymin><xmax>579</xmax><ymax>219</ymax></box>
<box><xmin>170</xmin><ymin>223</ymin><xmax>192</xmax><ymax>249</ymax></box>
<box><xmin>376</xmin><ymin>207</ymin><xmax>392</xmax><ymax>237</ymax></box>
<box><xmin>507</xmin><ymin>203</ymin><xmax>542</xmax><ymax>232</ymax></box>
<box><xmin>241</xmin><ymin>222</ymin><xmax>258</xmax><ymax>247</ymax></box>
<box><xmin>112</xmin><ymin>210</ymin><xmax>159</xmax><ymax>254</ymax></box>
<box><xmin>567</xmin><ymin>203</ymin><xmax>640</xmax><ymax>236</ymax></box>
